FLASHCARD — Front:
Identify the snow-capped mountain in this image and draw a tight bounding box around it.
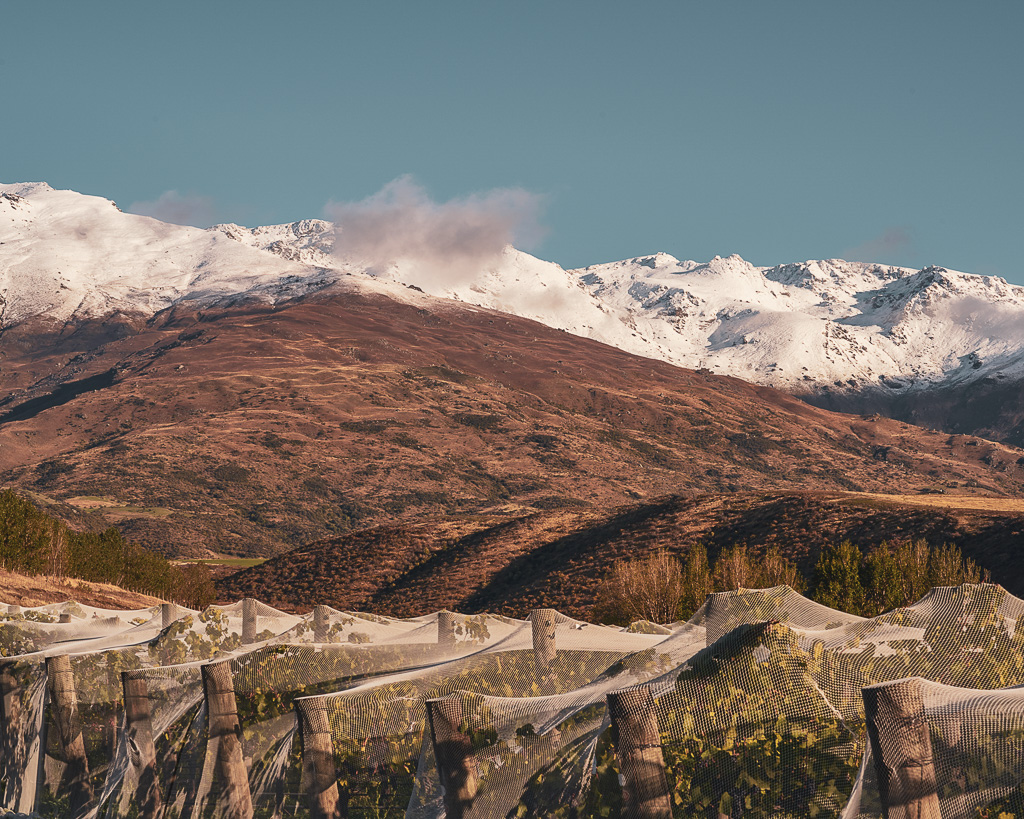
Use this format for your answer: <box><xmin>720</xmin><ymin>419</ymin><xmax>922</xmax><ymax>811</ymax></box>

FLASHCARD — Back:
<box><xmin>4</xmin><ymin>181</ymin><xmax>1024</xmax><ymax>411</ymax></box>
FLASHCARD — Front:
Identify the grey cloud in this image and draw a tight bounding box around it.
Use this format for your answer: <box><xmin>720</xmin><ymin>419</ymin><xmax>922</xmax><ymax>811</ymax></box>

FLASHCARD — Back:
<box><xmin>128</xmin><ymin>190</ymin><xmax>216</xmax><ymax>228</ymax></box>
<box><xmin>842</xmin><ymin>227</ymin><xmax>913</xmax><ymax>264</ymax></box>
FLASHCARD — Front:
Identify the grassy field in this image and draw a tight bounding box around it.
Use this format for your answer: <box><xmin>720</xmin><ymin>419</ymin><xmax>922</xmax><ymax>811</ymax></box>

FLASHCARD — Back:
<box><xmin>844</xmin><ymin>492</ymin><xmax>1024</xmax><ymax>513</ymax></box>
<box><xmin>65</xmin><ymin>495</ymin><xmax>175</xmax><ymax>519</ymax></box>
<box><xmin>175</xmin><ymin>556</ymin><xmax>268</xmax><ymax>569</ymax></box>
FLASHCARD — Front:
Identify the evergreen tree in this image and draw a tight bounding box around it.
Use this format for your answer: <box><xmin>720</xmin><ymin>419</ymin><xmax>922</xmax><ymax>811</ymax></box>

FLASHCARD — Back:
<box><xmin>864</xmin><ymin>542</ymin><xmax>903</xmax><ymax>615</ymax></box>
<box><xmin>812</xmin><ymin>540</ymin><xmax>866</xmax><ymax>615</ymax></box>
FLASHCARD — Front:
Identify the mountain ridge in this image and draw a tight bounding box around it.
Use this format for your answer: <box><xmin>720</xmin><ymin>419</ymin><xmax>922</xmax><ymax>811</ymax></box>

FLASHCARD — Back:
<box><xmin>4</xmin><ymin>181</ymin><xmax>1024</xmax><ymax>443</ymax></box>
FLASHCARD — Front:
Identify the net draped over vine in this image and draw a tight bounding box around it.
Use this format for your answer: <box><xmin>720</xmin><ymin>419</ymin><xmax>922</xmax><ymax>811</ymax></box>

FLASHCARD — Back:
<box><xmin>1</xmin><ymin>585</ymin><xmax>1024</xmax><ymax>818</ymax></box>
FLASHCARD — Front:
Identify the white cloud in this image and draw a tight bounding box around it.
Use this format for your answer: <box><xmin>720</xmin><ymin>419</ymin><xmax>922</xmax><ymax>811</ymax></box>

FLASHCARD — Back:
<box><xmin>326</xmin><ymin>176</ymin><xmax>545</xmax><ymax>286</ymax></box>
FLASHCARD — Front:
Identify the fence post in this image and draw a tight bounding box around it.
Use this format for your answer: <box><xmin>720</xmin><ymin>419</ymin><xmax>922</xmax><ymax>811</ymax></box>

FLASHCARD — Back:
<box><xmin>299</xmin><ymin>699</ymin><xmax>344</xmax><ymax>819</ymax></box>
<box><xmin>607</xmin><ymin>685</ymin><xmax>672</xmax><ymax>819</ymax></box>
<box><xmin>241</xmin><ymin>598</ymin><xmax>258</xmax><ymax>645</ymax></box>
<box><xmin>313</xmin><ymin>605</ymin><xmax>331</xmax><ymax>643</ymax></box>
<box><xmin>426</xmin><ymin>695</ymin><xmax>477</xmax><ymax>819</ymax></box>
<box><xmin>46</xmin><ymin>654</ymin><xmax>94</xmax><ymax>816</ymax></box>
<box><xmin>0</xmin><ymin>662</ymin><xmax>24</xmax><ymax>807</ymax></box>
<box><xmin>160</xmin><ymin>602</ymin><xmax>178</xmax><ymax>629</ymax></box>
<box><xmin>863</xmin><ymin>678</ymin><xmax>941</xmax><ymax>819</ymax></box>
<box><xmin>201</xmin><ymin>660</ymin><xmax>253</xmax><ymax>819</ymax></box>
<box><xmin>437</xmin><ymin>610</ymin><xmax>457</xmax><ymax>649</ymax></box>
<box><xmin>122</xmin><ymin>670</ymin><xmax>161</xmax><ymax>817</ymax></box>
<box><xmin>531</xmin><ymin>608</ymin><xmax>557</xmax><ymax>676</ymax></box>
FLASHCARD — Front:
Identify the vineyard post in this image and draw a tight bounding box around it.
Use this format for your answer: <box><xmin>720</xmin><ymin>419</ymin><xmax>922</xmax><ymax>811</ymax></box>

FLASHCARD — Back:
<box><xmin>122</xmin><ymin>670</ymin><xmax>161</xmax><ymax>817</ymax></box>
<box><xmin>298</xmin><ymin>698</ymin><xmax>344</xmax><ymax>819</ymax></box>
<box><xmin>531</xmin><ymin>608</ymin><xmax>557</xmax><ymax>679</ymax></box>
<box><xmin>863</xmin><ymin>678</ymin><xmax>941</xmax><ymax>819</ymax></box>
<box><xmin>313</xmin><ymin>605</ymin><xmax>330</xmax><ymax>643</ymax></box>
<box><xmin>160</xmin><ymin>602</ymin><xmax>178</xmax><ymax>629</ymax></box>
<box><xmin>201</xmin><ymin>660</ymin><xmax>254</xmax><ymax>819</ymax></box>
<box><xmin>607</xmin><ymin>685</ymin><xmax>672</xmax><ymax>819</ymax></box>
<box><xmin>241</xmin><ymin>598</ymin><xmax>258</xmax><ymax>645</ymax></box>
<box><xmin>0</xmin><ymin>662</ymin><xmax>24</xmax><ymax>808</ymax></box>
<box><xmin>437</xmin><ymin>610</ymin><xmax>457</xmax><ymax>649</ymax></box>
<box><xmin>426</xmin><ymin>695</ymin><xmax>477</xmax><ymax>819</ymax></box>
<box><xmin>45</xmin><ymin>654</ymin><xmax>94</xmax><ymax>816</ymax></box>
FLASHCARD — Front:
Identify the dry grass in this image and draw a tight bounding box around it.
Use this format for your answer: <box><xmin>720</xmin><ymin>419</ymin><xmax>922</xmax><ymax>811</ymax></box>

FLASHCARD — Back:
<box><xmin>844</xmin><ymin>493</ymin><xmax>1024</xmax><ymax>513</ymax></box>
<box><xmin>0</xmin><ymin>568</ymin><xmax>164</xmax><ymax>609</ymax></box>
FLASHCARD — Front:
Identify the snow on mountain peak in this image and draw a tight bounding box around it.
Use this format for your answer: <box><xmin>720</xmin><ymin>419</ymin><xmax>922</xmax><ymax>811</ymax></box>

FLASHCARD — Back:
<box><xmin>2</xmin><ymin>181</ymin><xmax>1023</xmax><ymax>402</ymax></box>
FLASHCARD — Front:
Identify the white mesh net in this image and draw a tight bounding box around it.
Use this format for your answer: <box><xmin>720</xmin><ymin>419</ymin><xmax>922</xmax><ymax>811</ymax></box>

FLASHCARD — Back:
<box><xmin>1</xmin><ymin>584</ymin><xmax>1023</xmax><ymax>818</ymax></box>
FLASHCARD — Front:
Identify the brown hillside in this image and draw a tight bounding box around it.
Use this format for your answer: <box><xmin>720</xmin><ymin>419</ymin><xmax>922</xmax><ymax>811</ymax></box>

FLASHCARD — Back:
<box><xmin>217</xmin><ymin>491</ymin><xmax>1024</xmax><ymax>618</ymax></box>
<box><xmin>0</xmin><ymin>568</ymin><xmax>164</xmax><ymax>610</ymax></box>
<box><xmin>2</xmin><ymin>286</ymin><xmax>1023</xmax><ymax>559</ymax></box>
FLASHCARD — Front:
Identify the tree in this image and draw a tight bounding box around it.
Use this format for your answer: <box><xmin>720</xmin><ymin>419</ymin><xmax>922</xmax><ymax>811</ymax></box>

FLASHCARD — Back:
<box><xmin>812</xmin><ymin>541</ymin><xmax>866</xmax><ymax>615</ymax></box>
<box><xmin>680</xmin><ymin>544</ymin><xmax>713</xmax><ymax>620</ymax></box>
<box><xmin>714</xmin><ymin>544</ymin><xmax>757</xmax><ymax>591</ymax></box>
<box><xmin>593</xmin><ymin>550</ymin><xmax>684</xmax><ymax>625</ymax></box>
<box><xmin>864</xmin><ymin>542</ymin><xmax>903</xmax><ymax>615</ymax></box>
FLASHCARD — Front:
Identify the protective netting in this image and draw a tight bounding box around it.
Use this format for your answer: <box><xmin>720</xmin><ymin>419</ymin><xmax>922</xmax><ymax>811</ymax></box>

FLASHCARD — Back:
<box><xmin>295</xmin><ymin>610</ymin><xmax>667</xmax><ymax>818</ymax></box>
<box><xmin>2</xmin><ymin>584</ymin><xmax>1024</xmax><ymax>818</ymax></box>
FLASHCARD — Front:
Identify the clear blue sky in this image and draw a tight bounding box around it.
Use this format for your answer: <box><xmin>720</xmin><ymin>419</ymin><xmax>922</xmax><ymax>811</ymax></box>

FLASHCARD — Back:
<box><xmin>3</xmin><ymin>2</ymin><xmax>1021</xmax><ymax>280</ymax></box>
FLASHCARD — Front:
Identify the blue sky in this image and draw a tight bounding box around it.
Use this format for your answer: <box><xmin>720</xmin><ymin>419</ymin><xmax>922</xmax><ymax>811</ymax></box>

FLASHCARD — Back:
<box><xmin>3</xmin><ymin>2</ymin><xmax>1021</xmax><ymax>280</ymax></box>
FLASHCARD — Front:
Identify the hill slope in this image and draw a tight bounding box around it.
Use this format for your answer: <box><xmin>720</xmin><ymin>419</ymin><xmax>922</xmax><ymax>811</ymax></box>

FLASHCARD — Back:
<box><xmin>217</xmin><ymin>492</ymin><xmax>1024</xmax><ymax>618</ymax></box>
<box><xmin>2</xmin><ymin>285</ymin><xmax>1022</xmax><ymax>558</ymax></box>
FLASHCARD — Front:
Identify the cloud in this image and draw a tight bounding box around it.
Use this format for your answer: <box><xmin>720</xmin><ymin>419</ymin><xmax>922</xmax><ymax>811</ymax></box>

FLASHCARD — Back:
<box><xmin>128</xmin><ymin>190</ymin><xmax>216</xmax><ymax>228</ymax></box>
<box><xmin>325</xmin><ymin>176</ymin><xmax>545</xmax><ymax>286</ymax></box>
<box><xmin>842</xmin><ymin>227</ymin><xmax>913</xmax><ymax>264</ymax></box>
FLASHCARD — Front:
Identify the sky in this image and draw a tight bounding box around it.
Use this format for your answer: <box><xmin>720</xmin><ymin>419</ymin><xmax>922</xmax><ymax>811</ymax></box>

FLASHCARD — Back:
<box><xmin>2</xmin><ymin>2</ymin><xmax>1022</xmax><ymax>281</ymax></box>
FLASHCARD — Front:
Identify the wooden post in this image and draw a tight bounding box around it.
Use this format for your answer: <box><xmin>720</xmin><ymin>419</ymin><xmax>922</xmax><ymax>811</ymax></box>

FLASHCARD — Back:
<box><xmin>241</xmin><ymin>598</ymin><xmax>258</xmax><ymax>645</ymax></box>
<box><xmin>426</xmin><ymin>695</ymin><xmax>477</xmax><ymax>819</ymax></box>
<box><xmin>0</xmin><ymin>662</ymin><xmax>24</xmax><ymax>806</ymax></box>
<box><xmin>437</xmin><ymin>610</ymin><xmax>457</xmax><ymax>649</ymax></box>
<box><xmin>531</xmin><ymin>608</ymin><xmax>557</xmax><ymax>676</ymax></box>
<box><xmin>46</xmin><ymin>654</ymin><xmax>94</xmax><ymax>816</ymax></box>
<box><xmin>863</xmin><ymin>678</ymin><xmax>941</xmax><ymax>819</ymax></box>
<box><xmin>299</xmin><ymin>698</ymin><xmax>344</xmax><ymax>819</ymax></box>
<box><xmin>607</xmin><ymin>685</ymin><xmax>672</xmax><ymax>819</ymax></box>
<box><xmin>122</xmin><ymin>670</ymin><xmax>161</xmax><ymax>817</ymax></box>
<box><xmin>313</xmin><ymin>605</ymin><xmax>331</xmax><ymax>643</ymax></box>
<box><xmin>201</xmin><ymin>660</ymin><xmax>253</xmax><ymax>819</ymax></box>
<box><xmin>160</xmin><ymin>602</ymin><xmax>178</xmax><ymax>629</ymax></box>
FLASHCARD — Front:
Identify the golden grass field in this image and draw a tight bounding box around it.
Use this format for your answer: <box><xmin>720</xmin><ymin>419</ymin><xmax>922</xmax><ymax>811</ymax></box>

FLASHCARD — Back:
<box><xmin>0</xmin><ymin>568</ymin><xmax>164</xmax><ymax>609</ymax></box>
<box><xmin>846</xmin><ymin>492</ymin><xmax>1024</xmax><ymax>513</ymax></box>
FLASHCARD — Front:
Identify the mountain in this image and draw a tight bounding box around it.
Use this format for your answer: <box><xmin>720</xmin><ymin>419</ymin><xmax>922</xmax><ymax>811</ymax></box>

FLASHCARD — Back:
<box><xmin>5</xmin><ymin>182</ymin><xmax>1022</xmax><ymax>442</ymax></box>
<box><xmin>3</xmin><ymin>181</ymin><xmax>1024</xmax><ymax>562</ymax></box>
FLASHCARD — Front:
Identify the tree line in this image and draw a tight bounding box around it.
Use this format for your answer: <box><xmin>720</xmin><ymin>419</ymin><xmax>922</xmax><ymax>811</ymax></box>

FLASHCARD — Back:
<box><xmin>0</xmin><ymin>489</ymin><xmax>214</xmax><ymax>607</ymax></box>
<box><xmin>595</xmin><ymin>539</ymin><xmax>987</xmax><ymax>624</ymax></box>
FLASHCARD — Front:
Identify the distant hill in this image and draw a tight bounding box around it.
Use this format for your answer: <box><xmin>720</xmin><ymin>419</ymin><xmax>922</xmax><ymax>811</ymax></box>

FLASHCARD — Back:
<box><xmin>216</xmin><ymin>491</ymin><xmax>1024</xmax><ymax>618</ymax></box>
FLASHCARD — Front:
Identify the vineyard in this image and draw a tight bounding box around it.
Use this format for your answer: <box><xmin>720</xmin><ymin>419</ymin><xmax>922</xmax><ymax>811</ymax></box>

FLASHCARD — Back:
<box><xmin>2</xmin><ymin>585</ymin><xmax>1024</xmax><ymax>818</ymax></box>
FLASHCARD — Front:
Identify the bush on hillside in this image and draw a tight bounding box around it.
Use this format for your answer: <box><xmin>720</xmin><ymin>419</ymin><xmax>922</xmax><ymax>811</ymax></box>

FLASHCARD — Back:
<box><xmin>0</xmin><ymin>489</ymin><xmax>214</xmax><ymax>607</ymax></box>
